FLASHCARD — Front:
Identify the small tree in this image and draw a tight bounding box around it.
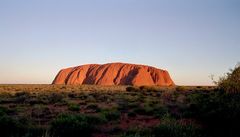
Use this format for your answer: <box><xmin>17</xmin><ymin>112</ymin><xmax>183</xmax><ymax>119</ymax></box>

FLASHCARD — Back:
<box><xmin>217</xmin><ymin>63</ymin><xmax>240</xmax><ymax>93</ymax></box>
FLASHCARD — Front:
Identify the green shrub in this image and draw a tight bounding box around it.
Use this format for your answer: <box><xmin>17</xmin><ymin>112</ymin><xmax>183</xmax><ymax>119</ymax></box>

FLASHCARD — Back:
<box><xmin>22</xmin><ymin>126</ymin><xmax>48</xmax><ymax>137</ymax></box>
<box><xmin>127</xmin><ymin>111</ymin><xmax>137</xmax><ymax>117</ymax></box>
<box><xmin>100</xmin><ymin>109</ymin><xmax>121</xmax><ymax>121</ymax></box>
<box><xmin>0</xmin><ymin>115</ymin><xmax>30</xmax><ymax>137</ymax></box>
<box><xmin>86</xmin><ymin>104</ymin><xmax>100</xmax><ymax>112</ymax></box>
<box><xmin>139</xmin><ymin>86</ymin><xmax>147</xmax><ymax>90</ymax></box>
<box><xmin>153</xmin><ymin>122</ymin><xmax>202</xmax><ymax>137</ymax></box>
<box><xmin>0</xmin><ymin>92</ymin><xmax>12</xmax><ymax>98</ymax></box>
<box><xmin>121</xmin><ymin>127</ymin><xmax>152</xmax><ymax>137</ymax></box>
<box><xmin>126</xmin><ymin>86</ymin><xmax>139</xmax><ymax>92</ymax></box>
<box><xmin>133</xmin><ymin>105</ymin><xmax>154</xmax><ymax>115</ymax></box>
<box><xmin>86</xmin><ymin>95</ymin><xmax>97</xmax><ymax>103</ymax></box>
<box><xmin>184</xmin><ymin>91</ymin><xmax>240</xmax><ymax>137</ymax></box>
<box><xmin>176</xmin><ymin>86</ymin><xmax>187</xmax><ymax>92</ymax></box>
<box><xmin>14</xmin><ymin>91</ymin><xmax>30</xmax><ymax>104</ymax></box>
<box><xmin>161</xmin><ymin>91</ymin><xmax>176</xmax><ymax>101</ymax></box>
<box><xmin>48</xmin><ymin>93</ymin><xmax>64</xmax><ymax>104</ymax></box>
<box><xmin>217</xmin><ymin>64</ymin><xmax>240</xmax><ymax>93</ymax></box>
<box><xmin>0</xmin><ymin>106</ymin><xmax>8</xmax><ymax>116</ymax></box>
<box><xmin>68</xmin><ymin>103</ymin><xmax>80</xmax><ymax>112</ymax></box>
<box><xmin>133</xmin><ymin>107</ymin><xmax>146</xmax><ymax>115</ymax></box>
<box><xmin>15</xmin><ymin>91</ymin><xmax>30</xmax><ymax>97</ymax></box>
<box><xmin>31</xmin><ymin>105</ymin><xmax>51</xmax><ymax>119</ymax></box>
<box><xmin>128</xmin><ymin>102</ymin><xmax>140</xmax><ymax>109</ymax></box>
<box><xmin>139</xmin><ymin>86</ymin><xmax>158</xmax><ymax>92</ymax></box>
<box><xmin>50</xmin><ymin>114</ymin><xmax>105</xmax><ymax>137</ymax></box>
<box><xmin>152</xmin><ymin>114</ymin><xmax>203</xmax><ymax>137</ymax></box>
<box><xmin>152</xmin><ymin>106</ymin><xmax>169</xmax><ymax>118</ymax></box>
<box><xmin>116</xmin><ymin>98</ymin><xmax>129</xmax><ymax>113</ymax></box>
<box><xmin>68</xmin><ymin>92</ymin><xmax>77</xmax><ymax>98</ymax></box>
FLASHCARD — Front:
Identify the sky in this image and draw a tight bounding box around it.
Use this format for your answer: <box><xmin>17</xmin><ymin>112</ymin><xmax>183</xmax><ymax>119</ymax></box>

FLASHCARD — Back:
<box><xmin>0</xmin><ymin>0</ymin><xmax>240</xmax><ymax>85</ymax></box>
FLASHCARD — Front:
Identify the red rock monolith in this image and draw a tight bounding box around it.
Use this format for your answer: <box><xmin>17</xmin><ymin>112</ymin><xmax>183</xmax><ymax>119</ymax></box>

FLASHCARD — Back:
<box><xmin>52</xmin><ymin>63</ymin><xmax>175</xmax><ymax>86</ymax></box>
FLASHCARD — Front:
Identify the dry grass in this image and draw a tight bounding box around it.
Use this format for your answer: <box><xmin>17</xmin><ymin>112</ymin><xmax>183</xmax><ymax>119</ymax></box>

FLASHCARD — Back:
<box><xmin>0</xmin><ymin>84</ymin><xmax>215</xmax><ymax>93</ymax></box>
<box><xmin>0</xmin><ymin>84</ymin><xmax>127</xmax><ymax>93</ymax></box>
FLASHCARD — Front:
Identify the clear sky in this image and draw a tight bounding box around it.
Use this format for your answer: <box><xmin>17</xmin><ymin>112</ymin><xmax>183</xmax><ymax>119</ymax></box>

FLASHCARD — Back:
<box><xmin>0</xmin><ymin>0</ymin><xmax>239</xmax><ymax>85</ymax></box>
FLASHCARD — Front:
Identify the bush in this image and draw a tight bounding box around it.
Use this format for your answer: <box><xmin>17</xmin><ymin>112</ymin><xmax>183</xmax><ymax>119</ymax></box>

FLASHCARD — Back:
<box><xmin>121</xmin><ymin>127</ymin><xmax>152</xmax><ymax>137</ymax></box>
<box><xmin>152</xmin><ymin>114</ymin><xmax>203</xmax><ymax>137</ymax></box>
<box><xmin>139</xmin><ymin>86</ymin><xmax>158</xmax><ymax>92</ymax></box>
<box><xmin>182</xmin><ymin>64</ymin><xmax>240</xmax><ymax>136</ymax></box>
<box><xmin>127</xmin><ymin>111</ymin><xmax>137</xmax><ymax>117</ymax></box>
<box><xmin>133</xmin><ymin>105</ymin><xmax>154</xmax><ymax>115</ymax></box>
<box><xmin>126</xmin><ymin>86</ymin><xmax>139</xmax><ymax>92</ymax></box>
<box><xmin>15</xmin><ymin>91</ymin><xmax>30</xmax><ymax>97</ymax></box>
<box><xmin>50</xmin><ymin>114</ymin><xmax>105</xmax><ymax>137</ymax></box>
<box><xmin>48</xmin><ymin>93</ymin><xmax>64</xmax><ymax>104</ymax></box>
<box><xmin>217</xmin><ymin>63</ymin><xmax>240</xmax><ymax>93</ymax></box>
<box><xmin>14</xmin><ymin>91</ymin><xmax>30</xmax><ymax>104</ymax></box>
<box><xmin>0</xmin><ymin>106</ymin><xmax>8</xmax><ymax>116</ymax></box>
<box><xmin>86</xmin><ymin>104</ymin><xmax>100</xmax><ymax>112</ymax></box>
<box><xmin>152</xmin><ymin>106</ymin><xmax>169</xmax><ymax>118</ymax></box>
<box><xmin>100</xmin><ymin>109</ymin><xmax>121</xmax><ymax>121</ymax></box>
<box><xmin>153</xmin><ymin>122</ymin><xmax>202</xmax><ymax>137</ymax></box>
<box><xmin>68</xmin><ymin>92</ymin><xmax>77</xmax><ymax>98</ymax></box>
<box><xmin>0</xmin><ymin>115</ymin><xmax>30</xmax><ymax>137</ymax></box>
<box><xmin>68</xmin><ymin>103</ymin><xmax>80</xmax><ymax>112</ymax></box>
<box><xmin>185</xmin><ymin>91</ymin><xmax>240</xmax><ymax>137</ymax></box>
<box><xmin>176</xmin><ymin>86</ymin><xmax>187</xmax><ymax>92</ymax></box>
<box><xmin>0</xmin><ymin>109</ymin><xmax>48</xmax><ymax>137</ymax></box>
<box><xmin>22</xmin><ymin>126</ymin><xmax>48</xmax><ymax>137</ymax></box>
<box><xmin>116</xmin><ymin>98</ymin><xmax>129</xmax><ymax>113</ymax></box>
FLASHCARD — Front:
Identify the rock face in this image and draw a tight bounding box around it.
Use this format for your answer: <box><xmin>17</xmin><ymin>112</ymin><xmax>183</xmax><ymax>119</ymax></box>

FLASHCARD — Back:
<box><xmin>52</xmin><ymin>63</ymin><xmax>175</xmax><ymax>86</ymax></box>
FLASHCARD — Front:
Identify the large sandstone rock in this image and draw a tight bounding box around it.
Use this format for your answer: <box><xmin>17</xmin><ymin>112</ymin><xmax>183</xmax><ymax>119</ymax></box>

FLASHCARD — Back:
<box><xmin>52</xmin><ymin>63</ymin><xmax>175</xmax><ymax>86</ymax></box>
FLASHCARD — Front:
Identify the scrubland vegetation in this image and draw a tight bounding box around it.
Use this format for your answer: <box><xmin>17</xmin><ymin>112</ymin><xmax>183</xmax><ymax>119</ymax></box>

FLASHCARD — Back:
<box><xmin>0</xmin><ymin>64</ymin><xmax>239</xmax><ymax>137</ymax></box>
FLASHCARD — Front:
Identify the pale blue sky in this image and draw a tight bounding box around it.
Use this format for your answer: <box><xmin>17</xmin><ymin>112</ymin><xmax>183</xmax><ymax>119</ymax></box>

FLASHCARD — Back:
<box><xmin>0</xmin><ymin>0</ymin><xmax>239</xmax><ymax>85</ymax></box>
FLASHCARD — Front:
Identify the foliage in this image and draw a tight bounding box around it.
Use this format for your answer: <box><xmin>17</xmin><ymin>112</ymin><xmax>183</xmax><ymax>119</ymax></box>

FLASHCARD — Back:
<box><xmin>176</xmin><ymin>86</ymin><xmax>187</xmax><ymax>92</ymax></box>
<box><xmin>121</xmin><ymin>128</ymin><xmax>153</xmax><ymax>137</ymax></box>
<box><xmin>48</xmin><ymin>93</ymin><xmax>64</xmax><ymax>104</ymax></box>
<box><xmin>14</xmin><ymin>91</ymin><xmax>31</xmax><ymax>104</ymax></box>
<box><xmin>100</xmin><ymin>109</ymin><xmax>121</xmax><ymax>121</ymax></box>
<box><xmin>126</xmin><ymin>86</ymin><xmax>140</xmax><ymax>92</ymax></box>
<box><xmin>50</xmin><ymin>113</ymin><xmax>105</xmax><ymax>137</ymax></box>
<box><xmin>68</xmin><ymin>103</ymin><xmax>80</xmax><ymax>112</ymax></box>
<box><xmin>217</xmin><ymin>63</ymin><xmax>240</xmax><ymax>93</ymax></box>
<box><xmin>0</xmin><ymin>106</ymin><xmax>9</xmax><ymax>116</ymax></box>
<box><xmin>151</xmin><ymin>114</ymin><xmax>202</xmax><ymax>137</ymax></box>
<box><xmin>153</xmin><ymin>122</ymin><xmax>202</xmax><ymax>137</ymax></box>
<box><xmin>86</xmin><ymin>103</ymin><xmax>101</xmax><ymax>112</ymax></box>
<box><xmin>185</xmin><ymin>91</ymin><xmax>240</xmax><ymax>137</ymax></box>
<box><xmin>0</xmin><ymin>115</ymin><xmax>32</xmax><ymax>137</ymax></box>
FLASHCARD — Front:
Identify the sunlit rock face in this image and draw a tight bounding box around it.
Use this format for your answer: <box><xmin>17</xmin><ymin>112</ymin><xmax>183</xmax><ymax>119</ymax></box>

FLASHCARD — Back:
<box><xmin>52</xmin><ymin>63</ymin><xmax>175</xmax><ymax>86</ymax></box>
